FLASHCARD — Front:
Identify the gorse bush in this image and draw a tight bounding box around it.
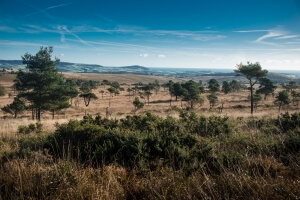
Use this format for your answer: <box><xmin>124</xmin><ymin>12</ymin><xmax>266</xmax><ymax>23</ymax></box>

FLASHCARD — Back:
<box><xmin>18</xmin><ymin>122</ymin><xmax>43</xmax><ymax>134</ymax></box>
<box><xmin>46</xmin><ymin>114</ymin><xmax>204</xmax><ymax>170</ymax></box>
<box><xmin>1</xmin><ymin>112</ymin><xmax>300</xmax><ymax>199</ymax></box>
<box><xmin>44</xmin><ymin>112</ymin><xmax>300</xmax><ymax>171</ymax></box>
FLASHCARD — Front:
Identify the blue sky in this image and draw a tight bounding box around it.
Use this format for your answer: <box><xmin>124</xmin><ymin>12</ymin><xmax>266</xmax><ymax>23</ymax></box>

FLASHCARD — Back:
<box><xmin>0</xmin><ymin>0</ymin><xmax>300</xmax><ymax>70</ymax></box>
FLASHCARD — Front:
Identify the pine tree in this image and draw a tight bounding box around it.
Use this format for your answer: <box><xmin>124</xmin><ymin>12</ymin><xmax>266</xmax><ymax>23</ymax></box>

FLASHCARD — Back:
<box><xmin>14</xmin><ymin>46</ymin><xmax>78</xmax><ymax>120</ymax></box>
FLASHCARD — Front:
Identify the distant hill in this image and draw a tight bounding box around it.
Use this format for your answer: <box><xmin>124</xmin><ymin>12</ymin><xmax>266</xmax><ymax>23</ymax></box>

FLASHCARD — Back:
<box><xmin>0</xmin><ymin>60</ymin><xmax>24</xmax><ymax>70</ymax></box>
<box><xmin>0</xmin><ymin>60</ymin><xmax>152</xmax><ymax>74</ymax></box>
<box><xmin>120</xmin><ymin>65</ymin><xmax>149</xmax><ymax>71</ymax></box>
<box><xmin>57</xmin><ymin>62</ymin><xmax>104</xmax><ymax>72</ymax></box>
<box><xmin>0</xmin><ymin>60</ymin><xmax>299</xmax><ymax>84</ymax></box>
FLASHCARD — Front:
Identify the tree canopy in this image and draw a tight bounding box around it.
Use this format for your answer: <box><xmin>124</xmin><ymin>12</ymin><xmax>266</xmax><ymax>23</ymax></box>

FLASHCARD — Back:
<box><xmin>256</xmin><ymin>77</ymin><xmax>276</xmax><ymax>100</ymax></box>
<box><xmin>274</xmin><ymin>91</ymin><xmax>290</xmax><ymax>112</ymax></box>
<box><xmin>222</xmin><ymin>81</ymin><xmax>232</xmax><ymax>94</ymax></box>
<box><xmin>14</xmin><ymin>46</ymin><xmax>78</xmax><ymax>120</ymax></box>
<box><xmin>1</xmin><ymin>97</ymin><xmax>26</xmax><ymax>118</ymax></box>
<box><xmin>208</xmin><ymin>79</ymin><xmax>220</xmax><ymax>93</ymax></box>
<box><xmin>235</xmin><ymin>62</ymin><xmax>268</xmax><ymax>114</ymax></box>
<box><xmin>181</xmin><ymin>80</ymin><xmax>200</xmax><ymax>109</ymax></box>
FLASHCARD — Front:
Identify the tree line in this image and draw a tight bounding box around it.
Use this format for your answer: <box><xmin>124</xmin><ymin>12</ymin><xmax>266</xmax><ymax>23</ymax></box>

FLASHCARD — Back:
<box><xmin>0</xmin><ymin>47</ymin><xmax>299</xmax><ymax>119</ymax></box>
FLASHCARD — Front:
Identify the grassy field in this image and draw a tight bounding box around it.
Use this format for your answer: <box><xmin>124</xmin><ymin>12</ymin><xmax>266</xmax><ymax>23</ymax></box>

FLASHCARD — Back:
<box><xmin>0</xmin><ymin>72</ymin><xmax>300</xmax><ymax>199</ymax></box>
<box><xmin>1</xmin><ymin>72</ymin><xmax>298</xmax><ymax>124</ymax></box>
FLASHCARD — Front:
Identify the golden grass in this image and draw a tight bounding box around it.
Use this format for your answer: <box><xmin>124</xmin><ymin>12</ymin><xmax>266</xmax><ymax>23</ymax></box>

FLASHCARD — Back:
<box><xmin>0</xmin><ymin>118</ymin><xmax>71</xmax><ymax>137</ymax></box>
<box><xmin>1</xmin><ymin>72</ymin><xmax>299</xmax><ymax>136</ymax></box>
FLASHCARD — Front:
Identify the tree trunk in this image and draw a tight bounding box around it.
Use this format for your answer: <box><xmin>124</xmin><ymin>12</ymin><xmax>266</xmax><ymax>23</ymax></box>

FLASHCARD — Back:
<box><xmin>52</xmin><ymin>110</ymin><xmax>55</xmax><ymax>119</ymax></box>
<box><xmin>250</xmin><ymin>84</ymin><xmax>254</xmax><ymax>115</ymax></box>
<box><xmin>37</xmin><ymin>108</ymin><xmax>41</xmax><ymax>121</ymax></box>
<box><xmin>32</xmin><ymin>108</ymin><xmax>35</xmax><ymax>120</ymax></box>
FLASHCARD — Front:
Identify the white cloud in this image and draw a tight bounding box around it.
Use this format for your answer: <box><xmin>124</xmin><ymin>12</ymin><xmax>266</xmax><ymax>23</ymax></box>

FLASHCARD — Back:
<box><xmin>255</xmin><ymin>30</ymin><xmax>285</xmax><ymax>43</ymax></box>
<box><xmin>140</xmin><ymin>53</ymin><xmax>148</xmax><ymax>58</ymax></box>
<box><xmin>25</xmin><ymin>3</ymin><xmax>72</xmax><ymax>17</ymax></box>
<box><xmin>158</xmin><ymin>54</ymin><xmax>166</xmax><ymax>58</ymax></box>
<box><xmin>275</xmin><ymin>35</ymin><xmax>299</xmax><ymax>40</ymax></box>
<box><xmin>60</xmin><ymin>54</ymin><xmax>64</xmax><ymax>57</ymax></box>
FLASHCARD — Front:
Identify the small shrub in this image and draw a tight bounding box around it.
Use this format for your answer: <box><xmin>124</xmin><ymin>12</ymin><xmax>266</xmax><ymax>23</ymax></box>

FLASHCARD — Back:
<box><xmin>232</xmin><ymin>104</ymin><xmax>247</xmax><ymax>109</ymax></box>
<box><xmin>17</xmin><ymin>122</ymin><xmax>43</xmax><ymax>135</ymax></box>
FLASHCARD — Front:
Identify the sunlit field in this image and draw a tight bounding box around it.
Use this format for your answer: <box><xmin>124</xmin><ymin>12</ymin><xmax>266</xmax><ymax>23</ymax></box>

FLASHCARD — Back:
<box><xmin>1</xmin><ymin>72</ymin><xmax>300</xmax><ymax>199</ymax></box>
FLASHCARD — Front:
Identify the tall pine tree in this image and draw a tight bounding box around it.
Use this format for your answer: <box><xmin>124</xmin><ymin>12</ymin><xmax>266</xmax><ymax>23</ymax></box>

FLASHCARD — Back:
<box><xmin>14</xmin><ymin>46</ymin><xmax>78</xmax><ymax>120</ymax></box>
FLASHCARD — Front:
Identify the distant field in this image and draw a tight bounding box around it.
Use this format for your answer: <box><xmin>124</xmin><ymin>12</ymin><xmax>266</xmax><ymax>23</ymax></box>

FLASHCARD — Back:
<box><xmin>1</xmin><ymin>72</ymin><xmax>299</xmax><ymax>136</ymax></box>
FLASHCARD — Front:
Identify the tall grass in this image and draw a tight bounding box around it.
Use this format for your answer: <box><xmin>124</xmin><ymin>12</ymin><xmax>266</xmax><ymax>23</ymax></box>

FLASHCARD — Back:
<box><xmin>0</xmin><ymin>112</ymin><xmax>300</xmax><ymax>199</ymax></box>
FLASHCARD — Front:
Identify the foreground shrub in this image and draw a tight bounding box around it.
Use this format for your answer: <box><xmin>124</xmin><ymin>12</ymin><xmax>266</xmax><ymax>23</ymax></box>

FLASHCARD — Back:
<box><xmin>1</xmin><ymin>112</ymin><xmax>300</xmax><ymax>199</ymax></box>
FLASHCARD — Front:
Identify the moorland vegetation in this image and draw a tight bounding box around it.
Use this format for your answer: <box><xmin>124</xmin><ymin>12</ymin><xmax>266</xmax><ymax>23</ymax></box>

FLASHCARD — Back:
<box><xmin>0</xmin><ymin>47</ymin><xmax>300</xmax><ymax>199</ymax></box>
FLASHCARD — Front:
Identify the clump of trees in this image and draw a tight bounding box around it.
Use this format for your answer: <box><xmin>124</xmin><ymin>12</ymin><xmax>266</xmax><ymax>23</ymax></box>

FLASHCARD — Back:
<box><xmin>274</xmin><ymin>90</ymin><xmax>290</xmax><ymax>112</ymax></box>
<box><xmin>256</xmin><ymin>77</ymin><xmax>276</xmax><ymax>100</ymax></box>
<box><xmin>79</xmin><ymin>81</ymin><xmax>98</xmax><ymax>112</ymax></box>
<box><xmin>133</xmin><ymin>97</ymin><xmax>144</xmax><ymax>112</ymax></box>
<box><xmin>4</xmin><ymin>46</ymin><xmax>78</xmax><ymax>120</ymax></box>
<box><xmin>167</xmin><ymin>80</ymin><xmax>203</xmax><ymax>109</ymax></box>
<box><xmin>1</xmin><ymin>97</ymin><xmax>26</xmax><ymax>118</ymax></box>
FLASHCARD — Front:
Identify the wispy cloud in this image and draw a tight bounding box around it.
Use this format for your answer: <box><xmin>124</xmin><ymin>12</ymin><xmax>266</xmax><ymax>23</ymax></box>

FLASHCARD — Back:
<box><xmin>25</xmin><ymin>3</ymin><xmax>72</xmax><ymax>17</ymax></box>
<box><xmin>57</xmin><ymin>26</ymin><xmax>66</xmax><ymax>42</ymax></box>
<box><xmin>158</xmin><ymin>54</ymin><xmax>166</xmax><ymax>58</ymax></box>
<box><xmin>275</xmin><ymin>35</ymin><xmax>299</xmax><ymax>40</ymax></box>
<box><xmin>60</xmin><ymin>26</ymin><xmax>97</xmax><ymax>49</ymax></box>
<box><xmin>19</xmin><ymin>24</ymin><xmax>57</xmax><ymax>34</ymax></box>
<box><xmin>234</xmin><ymin>30</ymin><xmax>269</xmax><ymax>33</ymax></box>
<box><xmin>236</xmin><ymin>28</ymin><xmax>299</xmax><ymax>46</ymax></box>
<box><xmin>255</xmin><ymin>30</ymin><xmax>286</xmax><ymax>43</ymax></box>
<box><xmin>65</xmin><ymin>25</ymin><xmax>225</xmax><ymax>41</ymax></box>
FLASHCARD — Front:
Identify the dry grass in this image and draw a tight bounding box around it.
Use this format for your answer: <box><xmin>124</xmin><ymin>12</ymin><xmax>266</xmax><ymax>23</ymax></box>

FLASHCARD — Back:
<box><xmin>0</xmin><ymin>72</ymin><xmax>299</xmax><ymax>135</ymax></box>
<box><xmin>0</xmin><ymin>118</ymin><xmax>71</xmax><ymax>137</ymax></box>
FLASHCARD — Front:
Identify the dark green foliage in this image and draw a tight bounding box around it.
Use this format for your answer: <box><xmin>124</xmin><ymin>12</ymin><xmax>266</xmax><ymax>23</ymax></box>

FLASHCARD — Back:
<box><xmin>230</xmin><ymin>80</ymin><xmax>242</xmax><ymax>92</ymax></box>
<box><xmin>2</xmin><ymin>112</ymin><xmax>300</xmax><ymax>199</ymax></box>
<box><xmin>14</xmin><ymin>47</ymin><xmax>78</xmax><ymax>120</ymax></box>
<box><xmin>248</xmin><ymin>93</ymin><xmax>262</xmax><ymax>110</ymax></box>
<box><xmin>284</xmin><ymin>81</ymin><xmax>298</xmax><ymax>93</ymax></box>
<box><xmin>172</xmin><ymin>82</ymin><xmax>184</xmax><ymax>101</ymax></box>
<box><xmin>284</xmin><ymin>129</ymin><xmax>300</xmax><ymax>155</ymax></box>
<box><xmin>235</xmin><ymin>62</ymin><xmax>268</xmax><ymax>114</ymax></box>
<box><xmin>256</xmin><ymin>77</ymin><xmax>276</xmax><ymax>100</ymax></box>
<box><xmin>179</xmin><ymin>111</ymin><xmax>234</xmax><ymax>136</ymax></box>
<box><xmin>45</xmin><ymin>112</ymin><xmax>237</xmax><ymax>170</ymax></box>
<box><xmin>207</xmin><ymin>93</ymin><xmax>218</xmax><ymax>109</ymax></box>
<box><xmin>291</xmin><ymin>91</ymin><xmax>300</xmax><ymax>105</ymax></box>
<box><xmin>275</xmin><ymin>112</ymin><xmax>300</xmax><ymax>133</ymax></box>
<box><xmin>208</xmin><ymin>79</ymin><xmax>220</xmax><ymax>93</ymax></box>
<box><xmin>133</xmin><ymin>97</ymin><xmax>144</xmax><ymax>111</ymax></box>
<box><xmin>18</xmin><ymin>122</ymin><xmax>43</xmax><ymax>134</ymax></box>
<box><xmin>222</xmin><ymin>81</ymin><xmax>232</xmax><ymax>94</ymax></box>
<box><xmin>274</xmin><ymin>90</ymin><xmax>290</xmax><ymax>112</ymax></box>
<box><xmin>79</xmin><ymin>92</ymin><xmax>98</xmax><ymax>107</ymax></box>
<box><xmin>1</xmin><ymin>97</ymin><xmax>26</xmax><ymax>118</ymax></box>
<box><xmin>181</xmin><ymin>80</ymin><xmax>200</xmax><ymax>109</ymax></box>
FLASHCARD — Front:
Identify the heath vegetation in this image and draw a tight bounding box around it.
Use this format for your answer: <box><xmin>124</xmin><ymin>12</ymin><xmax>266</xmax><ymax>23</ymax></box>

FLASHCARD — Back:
<box><xmin>0</xmin><ymin>47</ymin><xmax>300</xmax><ymax>199</ymax></box>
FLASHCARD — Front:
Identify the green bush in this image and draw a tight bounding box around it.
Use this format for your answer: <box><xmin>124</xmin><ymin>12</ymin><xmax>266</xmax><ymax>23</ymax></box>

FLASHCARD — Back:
<box><xmin>17</xmin><ymin>122</ymin><xmax>43</xmax><ymax>134</ymax></box>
